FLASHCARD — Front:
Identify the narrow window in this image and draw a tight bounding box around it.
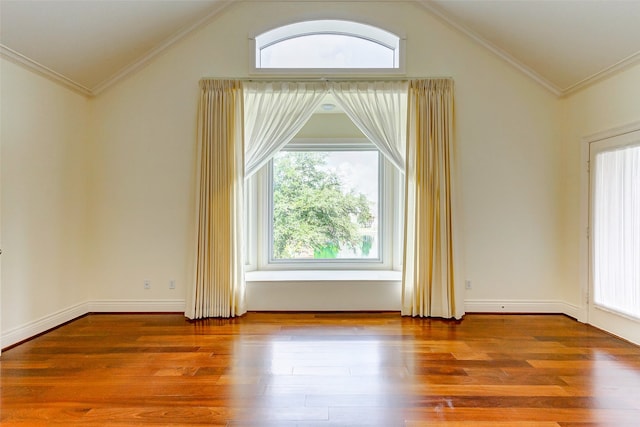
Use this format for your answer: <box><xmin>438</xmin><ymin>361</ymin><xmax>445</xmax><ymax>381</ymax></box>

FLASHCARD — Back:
<box><xmin>593</xmin><ymin>144</ymin><xmax>640</xmax><ymax>319</ymax></box>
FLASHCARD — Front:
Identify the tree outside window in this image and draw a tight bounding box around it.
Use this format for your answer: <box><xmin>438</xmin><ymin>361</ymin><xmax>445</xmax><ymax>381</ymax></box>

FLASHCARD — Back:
<box><xmin>271</xmin><ymin>150</ymin><xmax>379</xmax><ymax>260</ymax></box>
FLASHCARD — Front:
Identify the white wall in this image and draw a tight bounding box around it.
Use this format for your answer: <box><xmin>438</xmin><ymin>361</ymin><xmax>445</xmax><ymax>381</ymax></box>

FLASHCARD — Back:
<box><xmin>88</xmin><ymin>1</ymin><xmax>564</xmax><ymax>312</ymax></box>
<box><xmin>559</xmin><ymin>63</ymin><xmax>640</xmax><ymax>313</ymax></box>
<box><xmin>1</xmin><ymin>58</ymin><xmax>90</xmax><ymax>347</ymax></box>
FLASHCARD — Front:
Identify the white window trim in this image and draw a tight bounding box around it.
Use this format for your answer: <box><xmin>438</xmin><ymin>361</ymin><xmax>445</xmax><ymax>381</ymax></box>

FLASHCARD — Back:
<box><xmin>245</xmin><ymin>269</ymin><xmax>402</xmax><ymax>283</ymax></box>
<box><xmin>245</xmin><ymin>138</ymin><xmax>402</xmax><ymax>273</ymax></box>
<box><xmin>250</xmin><ymin>19</ymin><xmax>406</xmax><ymax>75</ymax></box>
<box><xmin>268</xmin><ymin>139</ymin><xmax>385</xmax><ymax>267</ymax></box>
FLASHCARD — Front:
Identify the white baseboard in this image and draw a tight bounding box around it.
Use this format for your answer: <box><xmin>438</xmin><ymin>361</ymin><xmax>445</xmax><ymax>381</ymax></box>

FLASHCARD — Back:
<box><xmin>1</xmin><ymin>300</ymin><xmax>89</xmax><ymax>349</ymax></box>
<box><xmin>2</xmin><ymin>298</ymin><xmax>583</xmax><ymax>351</ymax></box>
<box><xmin>465</xmin><ymin>299</ymin><xmax>582</xmax><ymax>319</ymax></box>
<box><xmin>1</xmin><ymin>299</ymin><xmax>186</xmax><ymax>350</ymax></box>
<box><xmin>561</xmin><ymin>302</ymin><xmax>583</xmax><ymax>321</ymax></box>
<box><xmin>87</xmin><ymin>299</ymin><xmax>186</xmax><ymax>313</ymax></box>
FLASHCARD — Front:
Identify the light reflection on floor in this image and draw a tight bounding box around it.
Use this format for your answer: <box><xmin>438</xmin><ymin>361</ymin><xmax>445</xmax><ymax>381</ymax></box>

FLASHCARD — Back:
<box><xmin>230</xmin><ymin>327</ymin><xmax>416</xmax><ymax>425</ymax></box>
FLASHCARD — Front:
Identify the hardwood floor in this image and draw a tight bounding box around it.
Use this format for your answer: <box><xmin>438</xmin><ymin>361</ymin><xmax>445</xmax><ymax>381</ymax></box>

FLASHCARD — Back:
<box><xmin>1</xmin><ymin>313</ymin><xmax>639</xmax><ymax>426</ymax></box>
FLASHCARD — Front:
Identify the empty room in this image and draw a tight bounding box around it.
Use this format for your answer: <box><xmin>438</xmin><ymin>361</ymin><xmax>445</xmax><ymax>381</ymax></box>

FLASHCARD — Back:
<box><xmin>1</xmin><ymin>0</ymin><xmax>639</xmax><ymax>425</ymax></box>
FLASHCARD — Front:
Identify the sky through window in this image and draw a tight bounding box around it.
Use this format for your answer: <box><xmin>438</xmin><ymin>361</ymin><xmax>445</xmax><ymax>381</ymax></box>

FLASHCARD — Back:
<box><xmin>255</xmin><ymin>20</ymin><xmax>400</xmax><ymax>69</ymax></box>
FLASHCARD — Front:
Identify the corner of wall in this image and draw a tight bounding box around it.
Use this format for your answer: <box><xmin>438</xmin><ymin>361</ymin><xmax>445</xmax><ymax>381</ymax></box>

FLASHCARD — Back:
<box><xmin>0</xmin><ymin>58</ymin><xmax>92</xmax><ymax>349</ymax></box>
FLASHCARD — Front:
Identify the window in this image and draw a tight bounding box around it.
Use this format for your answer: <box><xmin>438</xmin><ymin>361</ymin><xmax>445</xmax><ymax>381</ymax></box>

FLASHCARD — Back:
<box><xmin>246</xmin><ymin>138</ymin><xmax>402</xmax><ymax>271</ymax></box>
<box><xmin>271</xmin><ymin>149</ymin><xmax>380</xmax><ymax>261</ymax></box>
<box><xmin>592</xmin><ymin>143</ymin><xmax>640</xmax><ymax>319</ymax></box>
<box><xmin>246</xmin><ymin>22</ymin><xmax>406</xmax><ymax>274</ymax></box>
<box><xmin>254</xmin><ymin>20</ymin><xmax>402</xmax><ymax>70</ymax></box>
<box><xmin>586</xmin><ymin>126</ymin><xmax>640</xmax><ymax>344</ymax></box>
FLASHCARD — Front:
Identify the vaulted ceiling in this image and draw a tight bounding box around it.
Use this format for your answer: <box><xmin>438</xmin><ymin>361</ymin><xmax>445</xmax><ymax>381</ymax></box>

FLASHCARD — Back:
<box><xmin>1</xmin><ymin>0</ymin><xmax>639</xmax><ymax>97</ymax></box>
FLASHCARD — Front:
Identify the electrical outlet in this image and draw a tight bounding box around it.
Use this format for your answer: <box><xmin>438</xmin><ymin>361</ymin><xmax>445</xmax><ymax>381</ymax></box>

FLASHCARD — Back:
<box><xmin>465</xmin><ymin>280</ymin><xmax>472</xmax><ymax>290</ymax></box>
<box><xmin>144</xmin><ymin>280</ymin><xmax>151</xmax><ymax>289</ymax></box>
<box><xmin>169</xmin><ymin>280</ymin><xmax>176</xmax><ymax>289</ymax></box>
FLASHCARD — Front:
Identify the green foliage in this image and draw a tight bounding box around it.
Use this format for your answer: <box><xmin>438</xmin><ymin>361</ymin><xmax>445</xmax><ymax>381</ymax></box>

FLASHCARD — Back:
<box><xmin>313</xmin><ymin>243</ymin><xmax>339</xmax><ymax>259</ymax></box>
<box><xmin>360</xmin><ymin>235</ymin><xmax>373</xmax><ymax>256</ymax></box>
<box><xmin>272</xmin><ymin>152</ymin><xmax>374</xmax><ymax>259</ymax></box>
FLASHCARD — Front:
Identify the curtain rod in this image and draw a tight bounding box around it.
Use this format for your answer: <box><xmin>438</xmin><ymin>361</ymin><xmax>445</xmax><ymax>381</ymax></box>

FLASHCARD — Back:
<box><xmin>200</xmin><ymin>76</ymin><xmax>452</xmax><ymax>82</ymax></box>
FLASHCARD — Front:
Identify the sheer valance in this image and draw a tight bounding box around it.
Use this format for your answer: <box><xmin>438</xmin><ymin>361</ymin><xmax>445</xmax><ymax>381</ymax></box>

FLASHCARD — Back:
<box><xmin>244</xmin><ymin>82</ymin><xmax>327</xmax><ymax>178</ymax></box>
<box><xmin>244</xmin><ymin>81</ymin><xmax>408</xmax><ymax>176</ymax></box>
<box><xmin>330</xmin><ymin>81</ymin><xmax>407</xmax><ymax>173</ymax></box>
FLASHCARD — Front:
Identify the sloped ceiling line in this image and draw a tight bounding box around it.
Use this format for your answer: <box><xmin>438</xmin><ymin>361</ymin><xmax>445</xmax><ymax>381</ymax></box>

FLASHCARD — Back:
<box><xmin>563</xmin><ymin>50</ymin><xmax>640</xmax><ymax>95</ymax></box>
<box><xmin>91</xmin><ymin>0</ymin><xmax>234</xmax><ymax>96</ymax></box>
<box><xmin>0</xmin><ymin>44</ymin><xmax>93</xmax><ymax>96</ymax></box>
<box><xmin>415</xmin><ymin>0</ymin><xmax>563</xmax><ymax>97</ymax></box>
<box><xmin>1</xmin><ymin>0</ymin><xmax>234</xmax><ymax>98</ymax></box>
<box><xmin>416</xmin><ymin>0</ymin><xmax>640</xmax><ymax>97</ymax></box>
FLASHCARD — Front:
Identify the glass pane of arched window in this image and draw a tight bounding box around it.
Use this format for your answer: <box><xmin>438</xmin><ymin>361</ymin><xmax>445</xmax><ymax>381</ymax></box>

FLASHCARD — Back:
<box><xmin>260</xmin><ymin>34</ymin><xmax>395</xmax><ymax>68</ymax></box>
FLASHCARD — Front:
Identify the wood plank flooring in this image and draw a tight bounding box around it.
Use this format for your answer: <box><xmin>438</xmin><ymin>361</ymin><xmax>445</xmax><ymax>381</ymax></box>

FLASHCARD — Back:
<box><xmin>1</xmin><ymin>313</ymin><xmax>639</xmax><ymax>426</ymax></box>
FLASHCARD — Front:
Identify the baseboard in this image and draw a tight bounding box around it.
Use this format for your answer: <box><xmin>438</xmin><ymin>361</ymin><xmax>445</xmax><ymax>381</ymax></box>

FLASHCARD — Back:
<box><xmin>465</xmin><ymin>299</ymin><xmax>582</xmax><ymax>319</ymax></box>
<box><xmin>1</xmin><ymin>300</ymin><xmax>89</xmax><ymax>349</ymax></box>
<box><xmin>1</xmin><ymin>299</ymin><xmax>187</xmax><ymax>351</ymax></box>
<box><xmin>2</xmin><ymin>298</ymin><xmax>582</xmax><ymax>351</ymax></box>
<box><xmin>560</xmin><ymin>302</ymin><xmax>583</xmax><ymax>321</ymax></box>
<box><xmin>87</xmin><ymin>299</ymin><xmax>186</xmax><ymax>313</ymax></box>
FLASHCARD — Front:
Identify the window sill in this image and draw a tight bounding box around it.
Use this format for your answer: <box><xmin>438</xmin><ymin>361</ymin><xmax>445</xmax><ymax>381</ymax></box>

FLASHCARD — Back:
<box><xmin>245</xmin><ymin>270</ymin><xmax>402</xmax><ymax>283</ymax></box>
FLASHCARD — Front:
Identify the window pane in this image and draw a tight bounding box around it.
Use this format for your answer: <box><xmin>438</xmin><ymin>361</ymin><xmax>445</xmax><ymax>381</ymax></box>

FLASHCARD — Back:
<box><xmin>593</xmin><ymin>144</ymin><xmax>640</xmax><ymax>319</ymax></box>
<box><xmin>272</xmin><ymin>151</ymin><xmax>379</xmax><ymax>260</ymax></box>
<box><xmin>260</xmin><ymin>34</ymin><xmax>395</xmax><ymax>68</ymax></box>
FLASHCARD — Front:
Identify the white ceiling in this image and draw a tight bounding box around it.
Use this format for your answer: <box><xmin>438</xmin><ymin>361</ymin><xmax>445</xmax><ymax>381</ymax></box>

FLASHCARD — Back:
<box><xmin>0</xmin><ymin>0</ymin><xmax>229</xmax><ymax>93</ymax></box>
<box><xmin>425</xmin><ymin>0</ymin><xmax>640</xmax><ymax>94</ymax></box>
<box><xmin>1</xmin><ymin>0</ymin><xmax>639</xmax><ymax>97</ymax></box>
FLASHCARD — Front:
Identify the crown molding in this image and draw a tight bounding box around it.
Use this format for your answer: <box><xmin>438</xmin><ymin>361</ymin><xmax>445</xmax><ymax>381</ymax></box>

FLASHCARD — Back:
<box><xmin>417</xmin><ymin>0</ymin><xmax>640</xmax><ymax>98</ymax></box>
<box><xmin>415</xmin><ymin>1</ymin><xmax>564</xmax><ymax>97</ymax></box>
<box><xmin>91</xmin><ymin>0</ymin><xmax>234</xmax><ymax>95</ymax></box>
<box><xmin>1</xmin><ymin>0</ymin><xmax>234</xmax><ymax>98</ymax></box>
<box><xmin>561</xmin><ymin>50</ymin><xmax>640</xmax><ymax>97</ymax></box>
<box><xmin>0</xmin><ymin>44</ymin><xmax>93</xmax><ymax>97</ymax></box>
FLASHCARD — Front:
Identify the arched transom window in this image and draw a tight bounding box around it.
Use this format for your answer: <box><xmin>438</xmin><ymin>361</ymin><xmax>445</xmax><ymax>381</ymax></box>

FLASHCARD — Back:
<box><xmin>254</xmin><ymin>20</ymin><xmax>402</xmax><ymax>69</ymax></box>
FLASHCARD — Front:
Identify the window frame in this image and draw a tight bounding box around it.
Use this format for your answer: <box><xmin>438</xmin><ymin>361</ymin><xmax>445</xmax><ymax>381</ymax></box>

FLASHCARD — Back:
<box><xmin>246</xmin><ymin>138</ymin><xmax>401</xmax><ymax>272</ymax></box>
<box><xmin>269</xmin><ymin>141</ymin><xmax>383</xmax><ymax>265</ymax></box>
<box><xmin>250</xmin><ymin>19</ymin><xmax>405</xmax><ymax>75</ymax></box>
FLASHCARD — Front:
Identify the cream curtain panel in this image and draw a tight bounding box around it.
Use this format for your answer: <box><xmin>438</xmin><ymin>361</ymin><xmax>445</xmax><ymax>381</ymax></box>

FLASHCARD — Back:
<box><xmin>186</xmin><ymin>80</ymin><xmax>246</xmax><ymax>319</ymax></box>
<box><xmin>244</xmin><ymin>82</ymin><xmax>327</xmax><ymax>178</ymax></box>
<box><xmin>402</xmin><ymin>79</ymin><xmax>460</xmax><ymax>319</ymax></box>
<box><xmin>330</xmin><ymin>81</ymin><xmax>408</xmax><ymax>172</ymax></box>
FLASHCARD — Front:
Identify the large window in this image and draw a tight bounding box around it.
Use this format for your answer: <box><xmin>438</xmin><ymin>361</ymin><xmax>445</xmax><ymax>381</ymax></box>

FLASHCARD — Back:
<box><xmin>271</xmin><ymin>149</ymin><xmax>380</xmax><ymax>261</ymax></box>
<box><xmin>246</xmin><ymin>138</ymin><xmax>402</xmax><ymax>271</ymax></box>
<box><xmin>246</xmin><ymin>21</ymin><xmax>406</xmax><ymax>274</ymax></box>
<box><xmin>254</xmin><ymin>20</ymin><xmax>402</xmax><ymax>70</ymax></box>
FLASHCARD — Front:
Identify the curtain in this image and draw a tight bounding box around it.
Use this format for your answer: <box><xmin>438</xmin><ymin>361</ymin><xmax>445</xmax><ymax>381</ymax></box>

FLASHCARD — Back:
<box><xmin>188</xmin><ymin>78</ymin><xmax>461</xmax><ymax>320</ymax></box>
<box><xmin>330</xmin><ymin>81</ymin><xmax>408</xmax><ymax>172</ymax></box>
<box><xmin>244</xmin><ymin>81</ymin><xmax>327</xmax><ymax>178</ymax></box>
<box><xmin>402</xmin><ymin>79</ymin><xmax>461</xmax><ymax>319</ymax></box>
<box><xmin>186</xmin><ymin>80</ymin><xmax>246</xmax><ymax>319</ymax></box>
<box><xmin>593</xmin><ymin>144</ymin><xmax>640</xmax><ymax>319</ymax></box>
